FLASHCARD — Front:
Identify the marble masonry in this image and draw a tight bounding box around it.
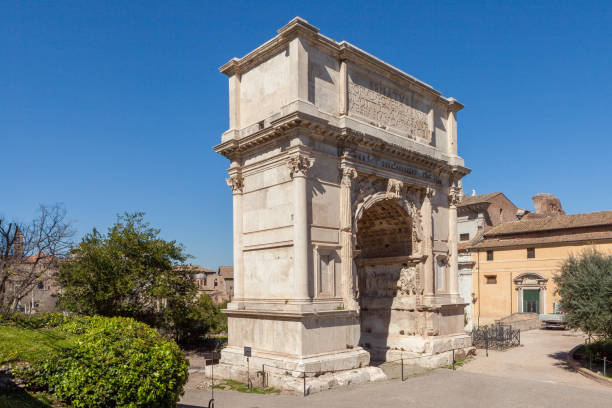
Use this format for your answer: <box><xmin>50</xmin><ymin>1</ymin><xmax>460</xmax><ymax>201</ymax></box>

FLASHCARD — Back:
<box><xmin>213</xmin><ymin>17</ymin><xmax>472</xmax><ymax>392</ymax></box>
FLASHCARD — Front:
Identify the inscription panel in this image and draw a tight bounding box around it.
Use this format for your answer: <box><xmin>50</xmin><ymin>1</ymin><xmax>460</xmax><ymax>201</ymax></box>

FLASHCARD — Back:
<box><xmin>348</xmin><ymin>67</ymin><xmax>432</xmax><ymax>142</ymax></box>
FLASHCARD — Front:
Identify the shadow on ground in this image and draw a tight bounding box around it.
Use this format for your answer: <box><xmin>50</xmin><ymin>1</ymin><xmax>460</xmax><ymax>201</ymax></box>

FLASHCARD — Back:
<box><xmin>0</xmin><ymin>391</ymin><xmax>53</xmax><ymax>408</ymax></box>
<box><xmin>547</xmin><ymin>351</ymin><xmax>575</xmax><ymax>372</ymax></box>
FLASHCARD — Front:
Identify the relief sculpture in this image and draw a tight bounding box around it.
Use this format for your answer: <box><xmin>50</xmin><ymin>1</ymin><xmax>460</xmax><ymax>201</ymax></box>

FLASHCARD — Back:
<box><xmin>397</xmin><ymin>264</ymin><xmax>418</xmax><ymax>296</ymax></box>
<box><xmin>348</xmin><ymin>72</ymin><xmax>431</xmax><ymax>141</ymax></box>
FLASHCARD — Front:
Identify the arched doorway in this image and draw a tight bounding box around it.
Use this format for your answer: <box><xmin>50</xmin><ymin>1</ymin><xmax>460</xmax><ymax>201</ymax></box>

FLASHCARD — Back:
<box><xmin>355</xmin><ymin>198</ymin><xmax>413</xmax><ymax>362</ymax></box>
<box><xmin>514</xmin><ymin>273</ymin><xmax>548</xmax><ymax>314</ymax></box>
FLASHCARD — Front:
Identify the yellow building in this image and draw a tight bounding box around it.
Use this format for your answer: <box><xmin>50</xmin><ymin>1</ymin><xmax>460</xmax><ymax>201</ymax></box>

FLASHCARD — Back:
<box><xmin>468</xmin><ymin>196</ymin><xmax>612</xmax><ymax>326</ymax></box>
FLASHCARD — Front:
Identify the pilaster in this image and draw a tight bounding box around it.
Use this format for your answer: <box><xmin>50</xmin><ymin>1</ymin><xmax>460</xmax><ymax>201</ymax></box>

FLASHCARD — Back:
<box><xmin>228</xmin><ymin>74</ymin><xmax>241</xmax><ymax>130</ymax></box>
<box><xmin>339</xmin><ymin>59</ymin><xmax>348</xmax><ymax>115</ymax></box>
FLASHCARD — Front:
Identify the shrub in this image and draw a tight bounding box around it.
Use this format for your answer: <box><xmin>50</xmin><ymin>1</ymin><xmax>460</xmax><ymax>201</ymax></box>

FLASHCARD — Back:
<box><xmin>29</xmin><ymin>316</ymin><xmax>189</xmax><ymax>408</ymax></box>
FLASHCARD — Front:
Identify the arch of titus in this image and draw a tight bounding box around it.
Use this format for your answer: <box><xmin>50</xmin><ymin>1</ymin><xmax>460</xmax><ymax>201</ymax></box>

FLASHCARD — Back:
<box><xmin>214</xmin><ymin>18</ymin><xmax>472</xmax><ymax>383</ymax></box>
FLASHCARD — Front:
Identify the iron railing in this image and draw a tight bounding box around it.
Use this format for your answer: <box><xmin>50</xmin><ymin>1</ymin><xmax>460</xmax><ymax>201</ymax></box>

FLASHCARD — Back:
<box><xmin>472</xmin><ymin>324</ymin><xmax>520</xmax><ymax>354</ymax></box>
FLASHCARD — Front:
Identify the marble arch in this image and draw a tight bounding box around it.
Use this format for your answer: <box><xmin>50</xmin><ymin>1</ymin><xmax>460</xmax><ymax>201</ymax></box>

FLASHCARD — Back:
<box><xmin>213</xmin><ymin>17</ymin><xmax>472</xmax><ymax>391</ymax></box>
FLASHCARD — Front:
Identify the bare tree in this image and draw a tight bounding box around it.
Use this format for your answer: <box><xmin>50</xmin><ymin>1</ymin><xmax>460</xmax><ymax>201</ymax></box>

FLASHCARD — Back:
<box><xmin>0</xmin><ymin>204</ymin><xmax>74</xmax><ymax>313</ymax></box>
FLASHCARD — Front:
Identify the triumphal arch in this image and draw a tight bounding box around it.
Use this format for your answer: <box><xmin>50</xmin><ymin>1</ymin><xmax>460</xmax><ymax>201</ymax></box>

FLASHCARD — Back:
<box><xmin>214</xmin><ymin>17</ymin><xmax>471</xmax><ymax>386</ymax></box>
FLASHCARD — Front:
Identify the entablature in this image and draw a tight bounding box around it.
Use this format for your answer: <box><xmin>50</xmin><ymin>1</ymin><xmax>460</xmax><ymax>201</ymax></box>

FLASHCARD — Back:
<box><xmin>214</xmin><ymin>110</ymin><xmax>470</xmax><ymax>181</ymax></box>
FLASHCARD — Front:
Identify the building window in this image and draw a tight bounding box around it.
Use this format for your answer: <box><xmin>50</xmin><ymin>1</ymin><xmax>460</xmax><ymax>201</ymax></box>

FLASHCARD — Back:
<box><xmin>486</xmin><ymin>250</ymin><xmax>494</xmax><ymax>261</ymax></box>
<box><xmin>214</xmin><ymin>280</ymin><xmax>218</xmax><ymax>287</ymax></box>
<box><xmin>37</xmin><ymin>282</ymin><xmax>44</xmax><ymax>290</ymax></box>
<box><xmin>527</xmin><ymin>248</ymin><xmax>535</xmax><ymax>258</ymax></box>
<box><xmin>460</xmin><ymin>233</ymin><xmax>470</xmax><ymax>241</ymax></box>
<box><xmin>485</xmin><ymin>275</ymin><xmax>497</xmax><ymax>284</ymax></box>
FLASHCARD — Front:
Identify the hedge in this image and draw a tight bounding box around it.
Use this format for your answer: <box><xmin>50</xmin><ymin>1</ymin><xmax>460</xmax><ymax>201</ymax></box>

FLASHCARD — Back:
<box><xmin>12</xmin><ymin>314</ymin><xmax>189</xmax><ymax>407</ymax></box>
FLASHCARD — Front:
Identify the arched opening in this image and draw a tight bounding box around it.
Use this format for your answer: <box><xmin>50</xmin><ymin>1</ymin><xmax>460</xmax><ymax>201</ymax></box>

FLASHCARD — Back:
<box><xmin>356</xmin><ymin>199</ymin><xmax>412</xmax><ymax>258</ymax></box>
<box><xmin>355</xmin><ymin>199</ymin><xmax>413</xmax><ymax>362</ymax></box>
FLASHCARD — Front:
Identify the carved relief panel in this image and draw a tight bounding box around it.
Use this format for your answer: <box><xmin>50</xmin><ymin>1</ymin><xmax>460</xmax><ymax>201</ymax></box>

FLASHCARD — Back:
<box><xmin>347</xmin><ymin>66</ymin><xmax>433</xmax><ymax>142</ymax></box>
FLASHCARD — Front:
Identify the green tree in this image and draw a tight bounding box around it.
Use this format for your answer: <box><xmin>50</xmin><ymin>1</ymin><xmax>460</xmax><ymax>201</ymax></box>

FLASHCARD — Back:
<box><xmin>57</xmin><ymin>212</ymin><xmax>197</xmax><ymax>338</ymax></box>
<box><xmin>554</xmin><ymin>249</ymin><xmax>612</xmax><ymax>339</ymax></box>
<box><xmin>170</xmin><ymin>294</ymin><xmax>227</xmax><ymax>346</ymax></box>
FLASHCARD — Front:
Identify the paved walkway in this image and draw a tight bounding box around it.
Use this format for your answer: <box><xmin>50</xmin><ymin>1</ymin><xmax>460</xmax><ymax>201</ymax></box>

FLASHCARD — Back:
<box><xmin>461</xmin><ymin>328</ymin><xmax>604</xmax><ymax>390</ymax></box>
<box><xmin>180</xmin><ymin>329</ymin><xmax>612</xmax><ymax>408</ymax></box>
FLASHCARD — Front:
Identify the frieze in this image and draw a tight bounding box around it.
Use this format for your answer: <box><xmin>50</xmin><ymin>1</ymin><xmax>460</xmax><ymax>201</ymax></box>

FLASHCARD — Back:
<box><xmin>348</xmin><ymin>72</ymin><xmax>431</xmax><ymax>142</ymax></box>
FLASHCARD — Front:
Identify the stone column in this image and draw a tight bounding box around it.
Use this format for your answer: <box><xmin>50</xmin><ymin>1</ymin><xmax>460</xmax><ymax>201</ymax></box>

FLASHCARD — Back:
<box><xmin>226</xmin><ymin>172</ymin><xmax>244</xmax><ymax>300</ymax></box>
<box><xmin>339</xmin><ymin>165</ymin><xmax>357</xmax><ymax>309</ymax></box>
<box><xmin>288</xmin><ymin>154</ymin><xmax>314</xmax><ymax>301</ymax></box>
<box><xmin>448</xmin><ymin>186</ymin><xmax>461</xmax><ymax>298</ymax></box>
<box><xmin>422</xmin><ymin>187</ymin><xmax>435</xmax><ymax>299</ymax></box>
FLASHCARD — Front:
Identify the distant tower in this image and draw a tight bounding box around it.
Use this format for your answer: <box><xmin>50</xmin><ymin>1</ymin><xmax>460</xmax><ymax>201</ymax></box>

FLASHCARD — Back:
<box><xmin>13</xmin><ymin>227</ymin><xmax>24</xmax><ymax>257</ymax></box>
<box><xmin>532</xmin><ymin>193</ymin><xmax>565</xmax><ymax>217</ymax></box>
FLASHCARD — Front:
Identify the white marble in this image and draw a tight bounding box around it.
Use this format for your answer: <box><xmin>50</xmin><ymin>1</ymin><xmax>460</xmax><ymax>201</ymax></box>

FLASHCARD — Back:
<box><xmin>215</xmin><ymin>17</ymin><xmax>471</xmax><ymax>391</ymax></box>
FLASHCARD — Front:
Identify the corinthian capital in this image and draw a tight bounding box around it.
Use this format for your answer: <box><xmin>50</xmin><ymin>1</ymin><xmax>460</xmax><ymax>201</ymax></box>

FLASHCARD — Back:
<box><xmin>340</xmin><ymin>166</ymin><xmax>357</xmax><ymax>187</ymax></box>
<box><xmin>424</xmin><ymin>186</ymin><xmax>435</xmax><ymax>199</ymax></box>
<box><xmin>448</xmin><ymin>186</ymin><xmax>462</xmax><ymax>207</ymax></box>
<box><xmin>226</xmin><ymin>173</ymin><xmax>244</xmax><ymax>193</ymax></box>
<box><xmin>287</xmin><ymin>154</ymin><xmax>314</xmax><ymax>178</ymax></box>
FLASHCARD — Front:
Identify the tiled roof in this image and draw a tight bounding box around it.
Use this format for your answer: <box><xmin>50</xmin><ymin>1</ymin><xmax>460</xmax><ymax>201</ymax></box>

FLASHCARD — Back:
<box><xmin>218</xmin><ymin>266</ymin><xmax>234</xmax><ymax>279</ymax></box>
<box><xmin>469</xmin><ymin>210</ymin><xmax>612</xmax><ymax>249</ymax></box>
<box><xmin>484</xmin><ymin>210</ymin><xmax>612</xmax><ymax>236</ymax></box>
<box><xmin>458</xmin><ymin>192</ymin><xmax>501</xmax><ymax>207</ymax></box>
<box><xmin>470</xmin><ymin>230</ymin><xmax>612</xmax><ymax>249</ymax></box>
<box><xmin>181</xmin><ymin>265</ymin><xmax>216</xmax><ymax>273</ymax></box>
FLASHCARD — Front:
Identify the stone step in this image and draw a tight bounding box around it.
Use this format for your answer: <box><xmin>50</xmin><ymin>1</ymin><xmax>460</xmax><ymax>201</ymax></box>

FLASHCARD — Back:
<box><xmin>375</xmin><ymin>360</ymin><xmax>432</xmax><ymax>380</ymax></box>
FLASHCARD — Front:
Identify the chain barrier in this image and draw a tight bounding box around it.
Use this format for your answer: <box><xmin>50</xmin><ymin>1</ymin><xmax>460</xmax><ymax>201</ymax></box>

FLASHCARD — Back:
<box><xmin>254</xmin><ymin>347</ymin><xmax>466</xmax><ymax>396</ymax></box>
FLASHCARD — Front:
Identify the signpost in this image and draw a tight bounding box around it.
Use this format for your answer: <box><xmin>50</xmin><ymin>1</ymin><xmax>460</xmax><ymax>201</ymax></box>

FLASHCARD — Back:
<box><xmin>244</xmin><ymin>346</ymin><xmax>252</xmax><ymax>390</ymax></box>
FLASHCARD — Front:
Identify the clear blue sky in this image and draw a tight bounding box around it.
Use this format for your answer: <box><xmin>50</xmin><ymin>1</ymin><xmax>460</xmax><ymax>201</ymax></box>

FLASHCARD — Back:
<box><xmin>2</xmin><ymin>1</ymin><xmax>611</xmax><ymax>268</ymax></box>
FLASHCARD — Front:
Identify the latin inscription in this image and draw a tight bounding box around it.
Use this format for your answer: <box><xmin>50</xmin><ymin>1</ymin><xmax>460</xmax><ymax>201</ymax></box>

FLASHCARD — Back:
<box><xmin>348</xmin><ymin>73</ymin><xmax>431</xmax><ymax>141</ymax></box>
<box><xmin>355</xmin><ymin>152</ymin><xmax>442</xmax><ymax>185</ymax></box>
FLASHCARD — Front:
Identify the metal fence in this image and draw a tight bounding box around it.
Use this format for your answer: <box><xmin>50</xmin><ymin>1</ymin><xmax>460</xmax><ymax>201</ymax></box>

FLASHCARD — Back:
<box><xmin>472</xmin><ymin>324</ymin><xmax>520</xmax><ymax>354</ymax></box>
<box><xmin>579</xmin><ymin>350</ymin><xmax>612</xmax><ymax>378</ymax></box>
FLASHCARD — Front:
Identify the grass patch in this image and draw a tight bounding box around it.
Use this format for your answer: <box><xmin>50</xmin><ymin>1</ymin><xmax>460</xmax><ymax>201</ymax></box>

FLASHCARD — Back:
<box><xmin>0</xmin><ymin>325</ymin><xmax>75</xmax><ymax>365</ymax></box>
<box><xmin>213</xmin><ymin>379</ymin><xmax>281</xmax><ymax>394</ymax></box>
<box><xmin>442</xmin><ymin>356</ymin><xmax>473</xmax><ymax>369</ymax></box>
